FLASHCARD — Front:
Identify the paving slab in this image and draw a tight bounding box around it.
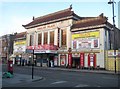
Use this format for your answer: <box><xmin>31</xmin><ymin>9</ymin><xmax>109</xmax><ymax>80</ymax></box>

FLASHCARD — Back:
<box><xmin>2</xmin><ymin>73</ymin><xmax>43</xmax><ymax>87</ymax></box>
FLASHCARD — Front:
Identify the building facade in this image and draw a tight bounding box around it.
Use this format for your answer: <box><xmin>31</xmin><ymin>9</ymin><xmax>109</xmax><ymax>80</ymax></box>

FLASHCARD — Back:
<box><xmin>0</xmin><ymin>37</ymin><xmax>2</xmax><ymax>61</ymax></box>
<box><xmin>0</xmin><ymin>34</ymin><xmax>15</xmax><ymax>63</ymax></box>
<box><xmin>23</xmin><ymin>7</ymin><xmax>82</xmax><ymax>67</ymax></box>
<box><xmin>13</xmin><ymin>32</ymin><xmax>27</xmax><ymax>65</ymax></box>
<box><xmin>23</xmin><ymin>7</ymin><xmax>120</xmax><ymax>69</ymax></box>
<box><xmin>71</xmin><ymin>14</ymin><xmax>112</xmax><ymax>69</ymax></box>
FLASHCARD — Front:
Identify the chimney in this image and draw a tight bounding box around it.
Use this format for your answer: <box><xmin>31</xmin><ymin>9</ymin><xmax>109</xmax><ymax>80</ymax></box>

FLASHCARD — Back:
<box><xmin>33</xmin><ymin>16</ymin><xmax>35</xmax><ymax>20</ymax></box>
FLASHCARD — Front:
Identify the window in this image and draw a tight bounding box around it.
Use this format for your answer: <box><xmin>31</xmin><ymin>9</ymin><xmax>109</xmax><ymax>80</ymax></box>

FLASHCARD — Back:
<box><xmin>44</xmin><ymin>32</ymin><xmax>48</xmax><ymax>44</ymax></box>
<box><xmin>50</xmin><ymin>31</ymin><xmax>54</xmax><ymax>45</ymax></box>
<box><xmin>38</xmin><ymin>33</ymin><xmax>42</xmax><ymax>45</ymax></box>
<box><xmin>29</xmin><ymin>35</ymin><xmax>34</xmax><ymax>46</ymax></box>
<box><xmin>61</xmin><ymin>29</ymin><xmax>66</xmax><ymax>46</ymax></box>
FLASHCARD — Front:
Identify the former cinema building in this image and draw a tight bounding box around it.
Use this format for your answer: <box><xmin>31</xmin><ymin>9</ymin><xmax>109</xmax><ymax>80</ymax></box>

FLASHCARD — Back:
<box><xmin>23</xmin><ymin>7</ymin><xmax>120</xmax><ymax>69</ymax></box>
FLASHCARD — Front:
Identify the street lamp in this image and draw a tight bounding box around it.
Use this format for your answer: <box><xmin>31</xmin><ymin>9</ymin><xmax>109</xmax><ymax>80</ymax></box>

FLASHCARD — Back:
<box><xmin>108</xmin><ymin>0</ymin><xmax>116</xmax><ymax>74</ymax></box>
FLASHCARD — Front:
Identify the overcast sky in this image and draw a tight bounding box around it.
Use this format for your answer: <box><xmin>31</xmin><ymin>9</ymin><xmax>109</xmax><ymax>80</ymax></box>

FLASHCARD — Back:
<box><xmin>0</xmin><ymin>0</ymin><xmax>119</xmax><ymax>36</ymax></box>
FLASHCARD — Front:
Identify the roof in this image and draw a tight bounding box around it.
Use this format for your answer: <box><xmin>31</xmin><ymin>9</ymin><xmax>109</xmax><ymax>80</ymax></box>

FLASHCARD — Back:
<box><xmin>15</xmin><ymin>32</ymin><xmax>26</xmax><ymax>39</ymax></box>
<box><xmin>23</xmin><ymin>7</ymin><xmax>82</xmax><ymax>29</ymax></box>
<box><xmin>71</xmin><ymin>14</ymin><xmax>109</xmax><ymax>30</ymax></box>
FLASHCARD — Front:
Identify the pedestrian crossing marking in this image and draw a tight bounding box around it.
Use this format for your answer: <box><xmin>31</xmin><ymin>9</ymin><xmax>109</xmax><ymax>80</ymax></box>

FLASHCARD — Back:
<box><xmin>51</xmin><ymin>81</ymin><xmax>67</xmax><ymax>84</ymax></box>
<box><xmin>75</xmin><ymin>84</ymin><xmax>89</xmax><ymax>87</ymax></box>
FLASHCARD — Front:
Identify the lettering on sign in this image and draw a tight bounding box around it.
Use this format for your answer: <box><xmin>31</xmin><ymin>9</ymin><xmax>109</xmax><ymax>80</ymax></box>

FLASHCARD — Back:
<box><xmin>27</xmin><ymin>44</ymin><xmax>58</xmax><ymax>50</ymax></box>
<box><xmin>37</xmin><ymin>24</ymin><xmax>56</xmax><ymax>30</ymax></box>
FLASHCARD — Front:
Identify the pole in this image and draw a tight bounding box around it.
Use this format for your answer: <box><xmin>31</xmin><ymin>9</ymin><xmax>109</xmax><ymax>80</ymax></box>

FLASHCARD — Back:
<box><xmin>32</xmin><ymin>49</ymin><xmax>34</xmax><ymax>79</ymax></box>
<box><xmin>108</xmin><ymin>0</ymin><xmax>116</xmax><ymax>74</ymax></box>
<box><xmin>112</xmin><ymin>0</ymin><xmax>116</xmax><ymax>74</ymax></box>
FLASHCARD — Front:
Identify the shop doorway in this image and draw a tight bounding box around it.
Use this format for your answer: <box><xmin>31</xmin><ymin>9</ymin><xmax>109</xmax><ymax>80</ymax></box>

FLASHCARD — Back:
<box><xmin>72</xmin><ymin>57</ymin><xmax>80</xmax><ymax>68</ymax></box>
<box><xmin>48</xmin><ymin>55</ymin><xmax>54</xmax><ymax>67</ymax></box>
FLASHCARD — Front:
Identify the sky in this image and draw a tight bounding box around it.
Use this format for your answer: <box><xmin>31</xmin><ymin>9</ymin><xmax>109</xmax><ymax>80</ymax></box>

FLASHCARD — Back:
<box><xmin>0</xmin><ymin>0</ymin><xmax>119</xmax><ymax>36</ymax></box>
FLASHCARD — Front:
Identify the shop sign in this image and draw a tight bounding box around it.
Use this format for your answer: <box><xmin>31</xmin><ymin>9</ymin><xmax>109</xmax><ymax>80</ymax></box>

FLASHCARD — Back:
<box><xmin>80</xmin><ymin>53</ymin><xmax>84</xmax><ymax>67</ymax></box>
<box><xmin>72</xmin><ymin>31</ymin><xmax>100</xmax><ymax>40</ymax></box>
<box><xmin>68</xmin><ymin>53</ymin><xmax>72</xmax><ymax>67</ymax></box>
<box><xmin>26</xmin><ymin>49</ymin><xmax>34</xmax><ymax>53</ymax></box>
<box><xmin>27</xmin><ymin>44</ymin><xmax>58</xmax><ymax>50</ymax></box>
<box><xmin>34</xmin><ymin>50</ymin><xmax>46</xmax><ymax>53</ymax></box>
<box><xmin>108</xmin><ymin>50</ymin><xmax>119</xmax><ymax>57</ymax></box>
<box><xmin>37</xmin><ymin>24</ymin><xmax>56</xmax><ymax>30</ymax></box>
<box><xmin>14</xmin><ymin>40</ymin><xmax>26</xmax><ymax>45</ymax></box>
<box><xmin>72</xmin><ymin>53</ymin><xmax>79</xmax><ymax>57</ymax></box>
<box><xmin>46</xmin><ymin>50</ymin><xmax>57</xmax><ymax>53</ymax></box>
<box><xmin>14</xmin><ymin>45</ymin><xmax>26</xmax><ymax>53</ymax></box>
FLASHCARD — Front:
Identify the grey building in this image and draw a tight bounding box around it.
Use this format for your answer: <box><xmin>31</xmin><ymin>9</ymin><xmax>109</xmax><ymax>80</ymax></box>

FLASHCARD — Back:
<box><xmin>1</xmin><ymin>34</ymin><xmax>16</xmax><ymax>63</ymax></box>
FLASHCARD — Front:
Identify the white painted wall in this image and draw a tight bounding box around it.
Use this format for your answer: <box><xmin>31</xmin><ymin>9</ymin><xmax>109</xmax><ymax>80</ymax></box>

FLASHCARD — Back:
<box><xmin>97</xmin><ymin>28</ymin><xmax>105</xmax><ymax>68</ymax></box>
<box><xmin>54</xmin><ymin>28</ymin><xmax>58</xmax><ymax>46</ymax></box>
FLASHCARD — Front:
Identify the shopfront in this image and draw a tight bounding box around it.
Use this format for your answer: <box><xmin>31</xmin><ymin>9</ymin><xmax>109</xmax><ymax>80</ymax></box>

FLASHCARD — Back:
<box><xmin>70</xmin><ymin>31</ymin><xmax>99</xmax><ymax>69</ymax></box>
<box><xmin>13</xmin><ymin>40</ymin><xmax>27</xmax><ymax>65</ymax></box>
<box><xmin>26</xmin><ymin>44</ymin><xmax>58</xmax><ymax>67</ymax></box>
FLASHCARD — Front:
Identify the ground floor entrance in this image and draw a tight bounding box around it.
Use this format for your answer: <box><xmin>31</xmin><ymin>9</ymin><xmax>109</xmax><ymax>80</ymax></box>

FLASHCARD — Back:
<box><xmin>72</xmin><ymin>57</ymin><xmax>80</xmax><ymax>68</ymax></box>
<box><xmin>36</xmin><ymin>53</ymin><xmax>58</xmax><ymax>67</ymax></box>
<box><xmin>58</xmin><ymin>52</ymin><xmax>98</xmax><ymax>69</ymax></box>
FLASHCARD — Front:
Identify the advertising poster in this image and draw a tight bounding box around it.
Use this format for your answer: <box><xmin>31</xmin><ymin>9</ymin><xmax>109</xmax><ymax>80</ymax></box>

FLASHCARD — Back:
<box><xmin>88</xmin><ymin>53</ymin><xmax>96</xmax><ymax>67</ymax></box>
<box><xmin>54</xmin><ymin>56</ymin><xmax>58</xmax><ymax>66</ymax></box>
<box><xmin>60</xmin><ymin>55</ymin><xmax>66</xmax><ymax>66</ymax></box>
<box><xmin>72</xmin><ymin>40</ymin><xmax>77</xmax><ymax>49</ymax></box>
<box><xmin>14</xmin><ymin>40</ymin><xmax>26</xmax><ymax>53</ymax></box>
<box><xmin>72</xmin><ymin>31</ymin><xmax>100</xmax><ymax>49</ymax></box>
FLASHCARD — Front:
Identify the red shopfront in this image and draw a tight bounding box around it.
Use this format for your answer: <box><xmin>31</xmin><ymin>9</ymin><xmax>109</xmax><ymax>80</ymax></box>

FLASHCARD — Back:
<box><xmin>68</xmin><ymin>52</ymin><xmax>96</xmax><ymax>69</ymax></box>
<box><xmin>26</xmin><ymin>44</ymin><xmax>58</xmax><ymax>67</ymax></box>
<box><xmin>68</xmin><ymin>52</ymin><xmax>85</xmax><ymax>68</ymax></box>
<box><xmin>80</xmin><ymin>53</ymin><xmax>84</xmax><ymax>68</ymax></box>
<box><xmin>88</xmin><ymin>53</ymin><xmax>96</xmax><ymax>68</ymax></box>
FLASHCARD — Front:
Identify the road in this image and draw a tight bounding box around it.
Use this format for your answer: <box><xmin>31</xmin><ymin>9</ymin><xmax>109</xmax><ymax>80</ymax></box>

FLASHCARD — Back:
<box><xmin>2</xmin><ymin>64</ymin><xmax>119</xmax><ymax>87</ymax></box>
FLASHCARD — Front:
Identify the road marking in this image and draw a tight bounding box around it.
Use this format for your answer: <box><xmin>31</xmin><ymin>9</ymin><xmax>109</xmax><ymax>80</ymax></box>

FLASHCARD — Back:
<box><xmin>97</xmin><ymin>86</ymin><xmax>101</xmax><ymax>87</ymax></box>
<box><xmin>75</xmin><ymin>84</ymin><xmax>89</xmax><ymax>87</ymax></box>
<box><xmin>102</xmin><ymin>77</ymin><xmax>116</xmax><ymax>80</ymax></box>
<box><xmin>51</xmin><ymin>81</ymin><xmax>67</xmax><ymax>84</ymax></box>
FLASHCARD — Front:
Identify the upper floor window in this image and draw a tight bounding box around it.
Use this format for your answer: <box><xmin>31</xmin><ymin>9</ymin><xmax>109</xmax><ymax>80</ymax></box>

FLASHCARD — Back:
<box><xmin>29</xmin><ymin>34</ymin><xmax>34</xmax><ymax>46</ymax></box>
<box><xmin>38</xmin><ymin>33</ymin><xmax>42</xmax><ymax>45</ymax></box>
<box><xmin>50</xmin><ymin>31</ymin><xmax>54</xmax><ymax>45</ymax></box>
<box><xmin>61</xmin><ymin>29</ymin><xmax>66</xmax><ymax>46</ymax></box>
<box><xmin>44</xmin><ymin>32</ymin><xmax>48</xmax><ymax>44</ymax></box>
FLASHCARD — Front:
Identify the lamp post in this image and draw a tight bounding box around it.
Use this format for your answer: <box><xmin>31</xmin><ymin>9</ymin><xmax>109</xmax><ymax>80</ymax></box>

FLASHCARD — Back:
<box><xmin>108</xmin><ymin>0</ymin><xmax>116</xmax><ymax>74</ymax></box>
<box><xmin>29</xmin><ymin>50</ymin><xmax>34</xmax><ymax>79</ymax></box>
<box><xmin>32</xmin><ymin>49</ymin><xmax>34</xmax><ymax>79</ymax></box>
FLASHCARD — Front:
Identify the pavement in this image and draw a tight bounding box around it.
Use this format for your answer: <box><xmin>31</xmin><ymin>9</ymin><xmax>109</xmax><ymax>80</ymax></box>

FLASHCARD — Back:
<box><xmin>1</xmin><ymin>64</ymin><xmax>119</xmax><ymax>87</ymax></box>
<box><xmin>24</xmin><ymin>66</ymin><xmax>120</xmax><ymax>75</ymax></box>
<box><xmin>2</xmin><ymin>72</ymin><xmax>43</xmax><ymax>87</ymax></box>
<box><xmin>2</xmin><ymin>63</ymin><xmax>120</xmax><ymax>75</ymax></box>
